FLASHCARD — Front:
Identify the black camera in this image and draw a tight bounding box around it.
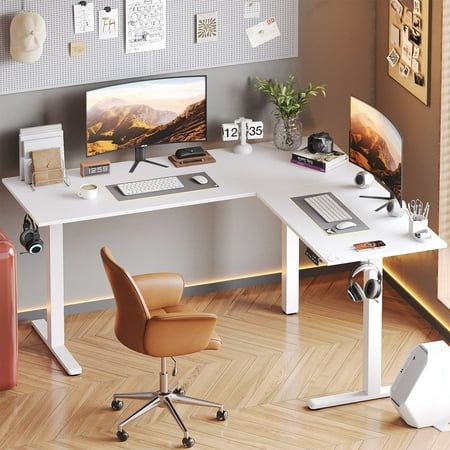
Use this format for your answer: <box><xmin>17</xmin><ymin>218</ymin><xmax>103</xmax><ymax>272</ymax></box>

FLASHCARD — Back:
<box><xmin>307</xmin><ymin>132</ymin><xmax>334</xmax><ymax>154</ymax></box>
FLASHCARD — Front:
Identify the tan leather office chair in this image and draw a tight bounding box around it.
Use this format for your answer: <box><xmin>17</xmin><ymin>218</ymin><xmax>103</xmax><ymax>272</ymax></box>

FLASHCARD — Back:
<box><xmin>100</xmin><ymin>247</ymin><xmax>227</xmax><ymax>448</ymax></box>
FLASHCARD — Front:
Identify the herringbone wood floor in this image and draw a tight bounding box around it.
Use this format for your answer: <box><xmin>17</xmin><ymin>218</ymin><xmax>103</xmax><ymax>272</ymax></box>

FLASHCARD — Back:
<box><xmin>1</xmin><ymin>272</ymin><xmax>449</xmax><ymax>450</ymax></box>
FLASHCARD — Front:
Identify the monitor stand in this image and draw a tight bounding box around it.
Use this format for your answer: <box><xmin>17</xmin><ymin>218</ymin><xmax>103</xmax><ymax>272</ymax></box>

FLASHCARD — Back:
<box><xmin>129</xmin><ymin>145</ymin><xmax>169</xmax><ymax>173</ymax></box>
<box><xmin>361</xmin><ymin>193</ymin><xmax>393</xmax><ymax>211</ymax></box>
<box><xmin>361</xmin><ymin>192</ymin><xmax>397</xmax><ymax>212</ymax></box>
<box><xmin>359</xmin><ymin>194</ymin><xmax>393</xmax><ymax>201</ymax></box>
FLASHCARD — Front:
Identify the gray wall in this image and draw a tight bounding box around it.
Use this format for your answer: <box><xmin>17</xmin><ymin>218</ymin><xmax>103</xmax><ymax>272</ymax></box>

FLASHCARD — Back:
<box><xmin>299</xmin><ymin>0</ymin><xmax>376</xmax><ymax>147</ymax></box>
<box><xmin>375</xmin><ymin>0</ymin><xmax>450</xmax><ymax>327</ymax></box>
<box><xmin>0</xmin><ymin>2</ymin><xmax>376</xmax><ymax>312</ymax></box>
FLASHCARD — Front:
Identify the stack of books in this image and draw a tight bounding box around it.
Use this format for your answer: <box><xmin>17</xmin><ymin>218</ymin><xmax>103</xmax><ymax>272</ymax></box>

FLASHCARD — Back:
<box><xmin>291</xmin><ymin>147</ymin><xmax>348</xmax><ymax>173</ymax></box>
<box><xmin>19</xmin><ymin>124</ymin><xmax>65</xmax><ymax>184</ymax></box>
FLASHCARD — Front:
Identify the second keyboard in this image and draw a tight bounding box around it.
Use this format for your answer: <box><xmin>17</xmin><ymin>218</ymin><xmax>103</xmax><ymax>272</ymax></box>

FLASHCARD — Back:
<box><xmin>304</xmin><ymin>193</ymin><xmax>352</xmax><ymax>223</ymax></box>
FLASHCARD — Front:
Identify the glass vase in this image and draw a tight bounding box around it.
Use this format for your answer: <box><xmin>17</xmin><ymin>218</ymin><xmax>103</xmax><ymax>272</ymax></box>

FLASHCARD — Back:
<box><xmin>273</xmin><ymin>116</ymin><xmax>303</xmax><ymax>152</ymax></box>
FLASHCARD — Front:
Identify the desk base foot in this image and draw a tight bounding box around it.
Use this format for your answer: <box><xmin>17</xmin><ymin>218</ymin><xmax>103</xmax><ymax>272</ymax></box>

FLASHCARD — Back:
<box><xmin>32</xmin><ymin>319</ymin><xmax>82</xmax><ymax>376</ymax></box>
<box><xmin>308</xmin><ymin>386</ymin><xmax>391</xmax><ymax>409</ymax></box>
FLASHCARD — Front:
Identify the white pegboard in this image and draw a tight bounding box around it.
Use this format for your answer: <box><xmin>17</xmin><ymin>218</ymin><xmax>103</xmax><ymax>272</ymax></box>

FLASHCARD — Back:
<box><xmin>0</xmin><ymin>0</ymin><xmax>298</xmax><ymax>95</ymax></box>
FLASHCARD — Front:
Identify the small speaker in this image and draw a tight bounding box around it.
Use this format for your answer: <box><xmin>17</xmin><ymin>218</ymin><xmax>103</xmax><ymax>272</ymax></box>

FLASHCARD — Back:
<box><xmin>387</xmin><ymin>199</ymin><xmax>405</xmax><ymax>217</ymax></box>
<box><xmin>354</xmin><ymin>171</ymin><xmax>375</xmax><ymax>189</ymax></box>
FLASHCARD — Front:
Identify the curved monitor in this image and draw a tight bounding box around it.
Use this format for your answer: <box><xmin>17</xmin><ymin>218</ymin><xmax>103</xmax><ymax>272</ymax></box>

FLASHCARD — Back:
<box><xmin>86</xmin><ymin>76</ymin><xmax>207</xmax><ymax>157</ymax></box>
<box><xmin>350</xmin><ymin>96</ymin><xmax>402</xmax><ymax>202</ymax></box>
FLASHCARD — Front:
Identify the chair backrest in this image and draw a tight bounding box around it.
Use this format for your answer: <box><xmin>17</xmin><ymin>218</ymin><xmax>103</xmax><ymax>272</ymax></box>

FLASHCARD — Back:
<box><xmin>100</xmin><ymin>247</ymin><xmax>150</xmax><ymax>354</ymax></box>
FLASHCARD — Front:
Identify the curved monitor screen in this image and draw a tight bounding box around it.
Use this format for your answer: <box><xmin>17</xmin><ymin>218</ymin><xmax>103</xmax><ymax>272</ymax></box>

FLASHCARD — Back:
<box><xmin>86</xmin><ymin>76</ymin><xmax>207</xmax><ymax>157</ymax></box>
<box><xmin>350</xmin><ymin>96</ymin><xmax>402</xmax><ymax>202</ymax></box>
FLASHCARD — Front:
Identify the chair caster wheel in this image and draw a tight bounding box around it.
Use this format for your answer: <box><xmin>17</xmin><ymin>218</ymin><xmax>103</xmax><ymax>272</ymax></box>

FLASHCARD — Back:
<box><xmin>182</xmin><ymin>436</ymin><xmax>195</xmax><ymax>448</ymax></box>
<box><xmin>111</xmin><ymin>399</ymin><xmax>124</xmax><ymax>411</ymax></box>
<box><xmin>216</xmin><ymin>410</ymin><xmax>228</xmax><ymax>421</ymax></box>
<box><xmin>174</xmin><ymin>387</ymin><xmax>185</xmax><ymax>395</ymax></box>
<box><xmin>116</xmin><ymin>430</ymin><xmax>129</xmax><ymax>442</ymax></box>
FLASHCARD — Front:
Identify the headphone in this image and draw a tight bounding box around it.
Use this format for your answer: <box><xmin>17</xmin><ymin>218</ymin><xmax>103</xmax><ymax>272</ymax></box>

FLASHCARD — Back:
<box><xmin>347</xmin><ymin>262</ymin><xmax>382</xmax><ymax>302</ymax></box>
<box><xmin>20</xmin><ymin>214</ymin><xmax>43</xmax><ymax>255</ymax></box>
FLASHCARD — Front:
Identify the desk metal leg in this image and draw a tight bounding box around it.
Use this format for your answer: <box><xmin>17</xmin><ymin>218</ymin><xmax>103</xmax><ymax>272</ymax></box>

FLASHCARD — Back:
<box><xmin>308</xmin><ymin>258</ymin><xmax>390</xmax><ymax>409</ymax></box>
<box><xmin>31</xmin><ymin>224</ymin><xmax>82</xmax><ymax>376</ymax></box>
<box><xmin>281</xmin><ymin>224</ymin><xmax>299</xmax><ymax>314</ymax></box>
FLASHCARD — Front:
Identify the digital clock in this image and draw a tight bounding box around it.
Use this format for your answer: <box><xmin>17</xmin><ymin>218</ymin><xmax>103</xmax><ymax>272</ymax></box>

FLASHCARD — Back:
<box><xmin>80</xmin><ymin>159</ymin><xmax>111</xmax><ymax>177</ymax></box>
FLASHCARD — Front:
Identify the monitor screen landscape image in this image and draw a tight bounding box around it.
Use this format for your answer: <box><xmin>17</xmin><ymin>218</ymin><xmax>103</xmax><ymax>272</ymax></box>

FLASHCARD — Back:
<box><xmin>350</xmin><ymin>96</ymin><xmax>402</xmax><ymax>201</ymax></box>
<box><xmin>86</xmin><ymin>76</ymin><xmax>207</xmax><ymax>157</ymax></box>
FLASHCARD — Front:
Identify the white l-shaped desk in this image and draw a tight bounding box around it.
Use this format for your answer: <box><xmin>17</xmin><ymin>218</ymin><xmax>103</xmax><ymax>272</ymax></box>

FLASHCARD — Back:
<box><xmin>2</xmin><ymin>143</ymin><xmax>446</xmax><ymax>410</ymax></box>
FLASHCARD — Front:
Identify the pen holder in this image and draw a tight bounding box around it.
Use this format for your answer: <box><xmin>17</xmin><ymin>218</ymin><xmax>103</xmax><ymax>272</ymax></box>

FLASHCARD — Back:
<box><xmin>408</xmin><ymin>216</ymin><xmax>429</xmax><ymax>241</ymax></box>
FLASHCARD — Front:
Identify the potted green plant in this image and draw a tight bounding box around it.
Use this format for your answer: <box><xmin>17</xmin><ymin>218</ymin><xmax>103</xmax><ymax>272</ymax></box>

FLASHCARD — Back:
<box><xmin>255</xmin><ymin>75</ymin><xmax>326</xmax><ymax>151</ymax></box>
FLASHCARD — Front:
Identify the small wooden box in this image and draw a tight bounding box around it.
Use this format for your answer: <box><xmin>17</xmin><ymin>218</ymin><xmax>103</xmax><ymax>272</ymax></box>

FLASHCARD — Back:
<box><xmin>80</xmin><ymin>159</ymin><xmax>111</xmax><ymax>177</ymax></box>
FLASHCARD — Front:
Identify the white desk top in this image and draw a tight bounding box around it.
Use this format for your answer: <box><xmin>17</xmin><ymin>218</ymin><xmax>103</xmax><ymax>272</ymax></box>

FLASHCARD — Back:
<box><xmin>3</xmin><ymin>142</ymin><xmax>446</xmax><ymax>266</ymax></box>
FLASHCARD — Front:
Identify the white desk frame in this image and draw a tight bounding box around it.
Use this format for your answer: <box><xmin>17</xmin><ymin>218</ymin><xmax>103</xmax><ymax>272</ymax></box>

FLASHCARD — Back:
<box><xmin>3</xmin><ymin>143</ymin><xmax>446</xmax><ymax>408</ymax></box>
<box><xmin>307</xmin><ymin>258</ymin><xmax>390</xmax><ymax>408</ymax></box>
<box><xmin>31</xmin><ymin>225</ymin><xmax>82</xmax><ymax>375</ymax></box>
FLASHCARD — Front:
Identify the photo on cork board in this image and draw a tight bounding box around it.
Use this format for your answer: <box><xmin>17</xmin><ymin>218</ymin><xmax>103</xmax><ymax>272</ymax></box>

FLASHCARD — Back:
<box><xmin>387</xmin><ymin>0</ymin><xmax>430</xmax><ymax>105</ymax></box>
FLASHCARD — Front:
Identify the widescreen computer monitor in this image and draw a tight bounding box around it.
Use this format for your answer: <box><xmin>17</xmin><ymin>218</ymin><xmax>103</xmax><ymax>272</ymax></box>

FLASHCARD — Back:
<box><xmin>86</xmin><ymin>76</ymin><xmax>207</xmax><ymax>166</ymax></box>
<box><xmin>350</xmin><ymin>96</ymin><xmax>402</xmax><ymax>202</ymax></box>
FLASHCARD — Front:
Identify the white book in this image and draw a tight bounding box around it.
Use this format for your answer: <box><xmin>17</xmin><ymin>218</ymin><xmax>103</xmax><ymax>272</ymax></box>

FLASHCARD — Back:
<box><xmin>20</xmin><ymin>131</ymin><xmax>64</xmax><ymax>165</ymax></box>
<box><xmin>20</xmin><ymin>130</ymin><xmax>63</xmax><ymax>143</ymax></box>
<box><xmin>292</xmin><ymin>147</ymin><xmax>348</xmax><ymax>168</ymax></box>
<box><xmin>23</xmin><ymin>158</ymin><xmax>33</xmax><ymax>185</ymax></box>
<box><xmin>22</xmin><ymin>136</ymin><xmax>64</xmax><ymax>160</ymax></box>
<box><xmin>20</xmin><ymin>124</ymin><xmax>62</xmax><ymax>137</ymax></box>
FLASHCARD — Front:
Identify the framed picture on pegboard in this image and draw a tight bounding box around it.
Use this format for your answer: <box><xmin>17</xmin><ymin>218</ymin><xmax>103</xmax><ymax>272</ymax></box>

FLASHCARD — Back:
<box><xmin>387</xmin><ymin>0</ymin><xmax>430</xmax><ymax>105</ymax></box>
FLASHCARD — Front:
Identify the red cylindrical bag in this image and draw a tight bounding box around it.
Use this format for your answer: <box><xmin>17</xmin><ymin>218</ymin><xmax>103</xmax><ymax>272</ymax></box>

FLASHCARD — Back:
<box><xmin>0</xmin><ymin>230</ymin><xmax>18</xmax><ymax>390</ymax></box>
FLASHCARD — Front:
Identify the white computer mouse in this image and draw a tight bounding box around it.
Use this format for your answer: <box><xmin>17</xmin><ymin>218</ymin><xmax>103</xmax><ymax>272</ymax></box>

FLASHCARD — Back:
<box><xmin>335</xmin><ymin>221</ymin><xmax>357</xmax><ymax>230</ymax></box>
<box><xmin>191</xmin><ymin>175</ymin><xmax>208</xmax><ymax>185</ymax></box>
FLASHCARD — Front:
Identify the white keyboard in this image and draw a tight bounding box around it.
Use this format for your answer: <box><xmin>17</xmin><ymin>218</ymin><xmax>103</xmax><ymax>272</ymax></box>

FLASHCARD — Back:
<box><xmin>117</xmin><ymin>176</ymin><xmax>184</xmax><ymax>196</ymax></box>
<box><xmin>304</xmin><ymin>193</ymin><xmax>352</xmax><ymax>223</ymax></box>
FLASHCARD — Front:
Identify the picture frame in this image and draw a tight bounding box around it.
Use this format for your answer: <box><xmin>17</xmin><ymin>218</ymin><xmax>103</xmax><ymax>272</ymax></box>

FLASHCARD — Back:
<box><xmin>388</xmin><ymin>0</ymin><xmax>430</xmax><ymax>105</ymax></box>
<box><xmin>196</xmin><ymin>11</ymin><xmax>219</xmax><ymax>43</ymax></box>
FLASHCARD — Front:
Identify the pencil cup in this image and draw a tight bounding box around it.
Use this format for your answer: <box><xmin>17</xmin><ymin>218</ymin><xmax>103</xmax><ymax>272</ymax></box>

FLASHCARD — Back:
<box><xmin>408</xmin><ymin>216</ymin><xmax>428</xmax><ymax>241</ymax></box>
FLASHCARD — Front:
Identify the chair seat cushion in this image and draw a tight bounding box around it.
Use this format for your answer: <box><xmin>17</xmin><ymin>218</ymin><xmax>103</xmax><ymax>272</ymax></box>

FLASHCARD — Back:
<box><xmin>150</xmin><ymin>304</ymin><xmax>193</xmax><ymax>316</ymax></box>
<box><xmin>150</xmin><ymin>304</ymin><xmax>222</xmax><ymax>351</ymax></box>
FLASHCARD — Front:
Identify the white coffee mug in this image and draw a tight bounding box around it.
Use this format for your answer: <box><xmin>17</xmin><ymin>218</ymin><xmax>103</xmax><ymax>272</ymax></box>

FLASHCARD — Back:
<box><xmin>78</xmin><ymin>184</ymin><xmax>98</xmax><ymax>200</ymax></box>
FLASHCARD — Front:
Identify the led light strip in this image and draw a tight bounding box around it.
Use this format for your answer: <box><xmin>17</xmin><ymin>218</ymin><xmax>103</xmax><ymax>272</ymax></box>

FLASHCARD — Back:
<box><xmin>18</xmin><ymin>264</ymin><xmax>449</xmax><ymax>334</ymax></box>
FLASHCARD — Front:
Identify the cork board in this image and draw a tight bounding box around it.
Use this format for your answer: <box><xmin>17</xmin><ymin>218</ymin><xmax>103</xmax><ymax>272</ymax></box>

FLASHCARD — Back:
<box><xmin>387</xmin><ymin>0</ymin><xmax>430</xmax><ymax>105</ymax></box>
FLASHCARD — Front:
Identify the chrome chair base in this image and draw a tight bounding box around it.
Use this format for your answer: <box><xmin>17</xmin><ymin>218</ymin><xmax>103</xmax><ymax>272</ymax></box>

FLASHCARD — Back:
<box><xmin>111</xmin><ymin>358</ymin><xmax>227</xmax><ymax>447</ymax></box>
